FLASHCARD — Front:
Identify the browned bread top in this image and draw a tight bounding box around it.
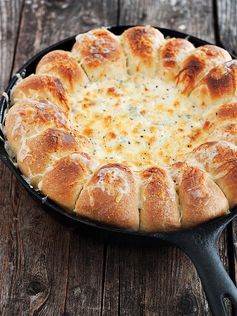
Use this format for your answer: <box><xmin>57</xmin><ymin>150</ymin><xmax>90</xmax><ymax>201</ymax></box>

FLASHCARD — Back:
<box><xmin>75</xmin><ymin>163</ymin><xmax>139</xmax><ymax>230</ymax></box>
<box><xmin>158</xmin><ymin>38</ymin><xmax>194</xmax><ymax>81</ymax></box>
<box><xmin>72</xmin><ymin>28</ymin><xmax>127</xmax><ymax>80</ymax></box>
<box><xmin>16</xmin><ymin>128</ymin><xmax>90</xmax><ymax>186</ymax></box>
<box><xmin>36</xmin><ymin>50</ymin><xmax>89</xmax><ymax>93</ymax></box>
<box><xmin>140</xmin><ymin>166</ymin><xmax>181</xmax><ymax>232</ymax></box>
<box><xmin>191</xmin><ymin>60</ymin><xmax>237</xmax><ymax>107</ymax></box>
<box><xmin>122</xmin><ymin>25</ymin><xmax>164</xmax><ymax>76</ymax></box>
<box><xmin>190</xmin><ymin>141</ymin><xmax>237</xmax><ymax>208</ymax></box>
<box><xmin>12</xmin><ymin>74</ymin><xmax>71</xmax><ymax>113</ymax></box>
<box><xmin>171</xmin><ymin>162</ymin><xmax>229</xmax><ymax>228</ymax></box>
<box><xmin>41</xmin><ymin>153</ymin><xmax>93</xmax><ymax>210</ymax></box>
<box><xmin>5</xmin><ymin>99</ymin><xmax>68</xmax><ymax>155</ymax></box>
<box><xmin>176</xmin><ymin>45</ymin><xmax>231</xmax><ymax>95</ymax></box>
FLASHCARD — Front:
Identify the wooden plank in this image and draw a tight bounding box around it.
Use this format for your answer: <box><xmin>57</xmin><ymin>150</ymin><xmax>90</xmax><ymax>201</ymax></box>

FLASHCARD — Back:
<box><xmin>120</xmin><ymin>243</ymin><xmax>209</xmax><ymax>316</ymax></box>
<box><xmin>13</xmin><ymin>0</ymin><xmax>119</xmax><ymax>73</ymax></box>
<box><xmin>1</xmin><ymin>1</ymin><xmax>234</xmax><ymax>316</ymax></box>
<box><xmin>215</xmin><ymin>1</ymin><xmax>237</xmax><ymax>297</ymax></box>
<box><xmin>0</xmin><ymin>1</ymin><xmax>24</xmax><ymax>314</ymax></box>
<box><xmin>215</xmin><ymin>0</ymin><xmax>237</xmax><ymax>57</ymax></box>
<box><xmin>103</xmin><ymin>237</ymin><xmax>231</xmax><ymax>315</ymax></box>
<box><xmin>100</xmin><ymin>1</ymin><xmax>231</xmax><ymax>315</ymax></box>
<box><xmin>231</xmin><ymin>221</ymin><xmax>237</xmax><ymax>287</ymax></box>
<box><xmin>65</xmin><ymin>231</ymin><xmax>105</xmax><ymax>315</ymax></box>
<box><xmin>0</xmin><ymin>0</ymin><xmax>23</xmax><ymax>91</ymax></box>
<box><xmin>118</xmin><ymin>0</ymin><xmax>215</xmax><ymax>42</ymax></box>
<box><xmin>0</xmin><ymin>0</ymin><xmax>117</xmax><ymax>315</ymax></box>
<box><xmin>102</xmin><ymin>244</ymin><xmax>120</xmax><ymax>316</ymax></box>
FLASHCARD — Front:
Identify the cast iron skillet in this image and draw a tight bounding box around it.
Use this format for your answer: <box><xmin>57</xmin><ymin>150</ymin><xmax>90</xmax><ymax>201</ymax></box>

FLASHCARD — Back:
<box><xmin>1</xmin><ymin>26</ymin><xmax>237</xmax><ymax>316</ymax></box>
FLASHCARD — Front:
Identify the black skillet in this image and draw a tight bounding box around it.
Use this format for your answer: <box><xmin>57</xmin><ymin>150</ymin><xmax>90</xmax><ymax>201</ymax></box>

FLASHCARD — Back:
<box><xmin>1</xmin><ymin>26</ymin><xmax>237</xmax><ymax>316</ymax></box>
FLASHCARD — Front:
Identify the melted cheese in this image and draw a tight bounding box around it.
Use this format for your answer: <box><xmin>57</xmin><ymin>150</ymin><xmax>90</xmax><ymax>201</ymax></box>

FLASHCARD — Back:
<box><xmin>70</xmin><ymin>75</ymin><xmax>207</xmax><ymax>170</ymax></box>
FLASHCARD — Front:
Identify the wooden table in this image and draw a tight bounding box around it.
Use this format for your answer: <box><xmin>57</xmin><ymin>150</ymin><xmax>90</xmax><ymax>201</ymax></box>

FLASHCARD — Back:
<box><xmin>0</xmin><ymin>0</ymin><xmax>237</xmax><ymax>315</ymax></box>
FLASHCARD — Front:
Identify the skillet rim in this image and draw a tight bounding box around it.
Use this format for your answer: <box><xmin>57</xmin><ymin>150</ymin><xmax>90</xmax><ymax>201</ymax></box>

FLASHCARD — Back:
<box><xmin>0</xmin><ymin>25</ymin><xmax>235</xmax><ymax>239</ymax></box>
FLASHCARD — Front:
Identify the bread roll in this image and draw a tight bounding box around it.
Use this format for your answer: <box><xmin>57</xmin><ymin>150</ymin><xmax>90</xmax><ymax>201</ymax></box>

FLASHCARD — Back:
<box><xmin>171</xmin><ymin>162</ymin><xmax>229</xmax><ymax>228</ymax></box>
<box><xmin>17</xmin><ymin>128</ymin><xmax>90</xmax><ymax>186</ymax></box>
<box><xmin>72</xmin><ymin>28</ymin><xmax>127</xmax><ymax>80</ymax></box>
<box><xmin>200</xmin><ymin>102</ymin><xmax>237</xmax><ymax>144</ymax></box>
<box><xmin>140</xmin><ymin>166</ymin><xmax>181</xmax><ymax>232</ymax></box>
<box><xmin>208</xmin><ymin>124</ymin><xmax>237</xmax><ymax>145</ymax></box>
<box><xmin>5</xmin><ymin>99</ymin><xmax>68</xmax><ymax>155</ymax></box>
<box><xmin>157</xmin><ymin>38</ymin><xmax>194</xmax><ymax>81</ymax></box>
<box><xmin>121</xmin><ymin>25</ymin><xmax>164</xmax><ymax>76</ymax></box>
<box><xmin>12</xmin><ymin>74</ymin><xmax>71</xmax><ymax>112</ymax></box>
<box><xmin>190</xmin><ymin>141</ymin><xmax>237</xmax><ymax>207</ymax></box>
<box><xmin>176</xmin><ymin>45</ymin><xmax>231</xmax><ymax>95</ymax></box>
<box><xmin>75</xmin><ymin>163</ymin><xmax>139</xmax><ymax>230</ymax></box>
<box><xmin>190</xmin><ymin>60</ymin><xmax>237</xmax><ymax>108</ymax></box>
<box><xmin>36</xmin><ymin>50</ymin><xmax>89</xmax><ymax>94</ymax></box>
<box><xmin>41</xmin><ymin>153</ymin><xmax>92</xmax><ymax>210</ymax></box>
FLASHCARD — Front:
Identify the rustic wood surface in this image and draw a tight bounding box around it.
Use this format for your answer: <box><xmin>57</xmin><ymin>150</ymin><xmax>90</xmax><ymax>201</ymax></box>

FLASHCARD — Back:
<box><xmin>0</xmin><ymin>0</ymin><xmax>236</xmax><ymax>315</ymax></box>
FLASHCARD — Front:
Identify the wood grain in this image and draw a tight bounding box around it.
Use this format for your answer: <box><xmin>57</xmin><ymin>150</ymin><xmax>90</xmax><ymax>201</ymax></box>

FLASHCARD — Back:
<box><xmin>120</xmin><ymin>244</ymin><xmax>208</xmax><ymax>316</ymax></box>
<box><xmin>0</xmin><ymin>0</ymin><xmax>23</xmax><ymax>91</ymax></box>
<box><xmin>231</xmin><ymin>221</ymin><xmax>237</xmax><ymax>290</ymax></box>
<box><xmin>65</xmin><ymin>230</ymin><xmax>105</xmax><ymax>315</ymax></box>
<box><xmin>1</xmin><ymin>0</ymin><xmax>117</xmax><ymax>315</ymax></box>
<box><xmin>13</xmin><ymin>0</ymin><xmax>119</xmax><ymax>73</ymax></box>
<box><xmin>0</xmin><ymin>1</ymin><xmax>24</xmax><ymax>314</ymax></box>
<box><xmin>102</xmin><ymin>244</ymin><xmax>120</xmax><ymax>316</ymax></box>
<box><xmin>118</xmin><ymin>0</ymin><xmax>215</xmax><ymax>42</ymax></box>
<box><xmin>99</xmin><ymin>1</ymin><xmax>230</xmax><ymax>315</ymax></box>
<box><xmin>215</xmin><ymin>0</ymin><xmax>237</xmax><ymax>56</ymax></box>
<box><xmin>0</xmin><ymin>0</ymin><xmax>236</xmax><ymax>315</ymax></box>
<box><xmin>215</xmin><ymin>1</ymin><xmax>237</xmax><ymax>300</ymax></box>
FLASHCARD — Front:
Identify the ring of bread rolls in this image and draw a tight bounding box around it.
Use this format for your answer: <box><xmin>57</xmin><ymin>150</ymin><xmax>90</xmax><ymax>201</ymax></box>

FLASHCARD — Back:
<box><xmin>5</xmin><ymin>25</ymin><xmax>237</xmax><ymax>232</ymax></box>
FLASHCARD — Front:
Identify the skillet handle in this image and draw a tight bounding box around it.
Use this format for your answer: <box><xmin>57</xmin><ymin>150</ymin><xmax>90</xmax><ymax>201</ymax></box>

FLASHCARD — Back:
<box><xmin>159</xmin><ymin>212</ymin><xmax>237</xmax><ymax>316</ymax></box>
<box><xmin>182</xmin><ymin>235</ymin><xmax>237</xmax><ymax>316</ymax></box>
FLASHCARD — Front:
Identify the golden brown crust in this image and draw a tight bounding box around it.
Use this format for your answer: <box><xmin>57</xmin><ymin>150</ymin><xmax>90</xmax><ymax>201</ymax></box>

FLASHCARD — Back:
<box><xmin>172</xmin><ymin>162</ymin><xmax>229</xmax><ymax>227</ymax></box>
<box><xmin>36</xmin><ymin>50</ymin><xmax>89</xmax><ymax>93</ymax></box>
<box><xmin>140</xmin><ymin>167</ymin><xmax>181</xmax><ymax>232</ymax></box>
<box><xmin>176</xmin><ymin>45</ymin><xmax>231</xmax><ymax>95</ymax></box>
<box><xmin>208</xmin><ymin>123</ymin><xmax>237</xmax><ymax>145</ymax></box>
<box><xmin>214</xmin><ymin>102</ymin><xmax>237</xmax><ymax>120</ymax></box>
<box><xmin>193</xmin><ymin>102</ymin><xmax>237</xmax><ymax>146</ymax></box>
<box><xmin>204</xmin><ymin>62</ymin><xmax>237</xmax><ymax>99</ymax></box>
<box><xmin>74</xmin><ymin>163</ymin><xmax>139</xmax><ymax>230</ymax></box>
<box><xmin>200</xmin><ymin>102</ymin><xmax>237</xmax><ymax>144</ymax></box>
<box><xmin>191</xmin><ymin>60</ymin><xmax>237</xmax><ymax>107</ymax></box>
<box><xmin>5</xmin><ymin>99</ymin><xmax>68</xmax><ymax>155</ymax></box>
<box><xmin>12</xmin><ymin>74</ymin><xmax>70</xmax><ymax>112</ymax></box>
<box><xmin>158</xmin><ymin>38</ymin><xmax>194</xmax><ymax>81</ymax></box>
<box><xmin>17</xmin><ymin>128</ymin><xmax>90</xmax><ymax>186</ymax></box>
<box><xmin>41</xmin><ymin>153</ymin><xmax>91</xmax><ymax>210</ymax></box>
<box><xmin>190</xmin><ymin>141</ymin><xmax>237</xmax><ymax>208</ymax></box>
<box><xmin>122</xmin><ymin>25</ymin><xmax>164</xmax><ymax>76</ymax></box>
<box><xmin>72</xmin><ymin>28</ymin><xmax>127</xmax><ymax>80</ymax></box>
